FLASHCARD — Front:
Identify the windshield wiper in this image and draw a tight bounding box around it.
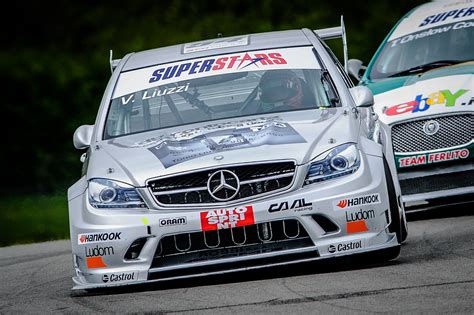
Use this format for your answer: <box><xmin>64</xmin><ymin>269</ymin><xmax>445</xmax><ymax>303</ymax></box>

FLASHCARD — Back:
<box><xmin>388</xmin><ymin>60</ymin><xmax>465</xmax><ymax>78</ymax></box>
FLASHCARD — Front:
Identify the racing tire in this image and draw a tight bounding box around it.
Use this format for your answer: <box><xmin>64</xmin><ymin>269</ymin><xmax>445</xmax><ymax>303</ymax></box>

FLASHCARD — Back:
<box><xmin>400</xmin><ymin>215</ymin><xmax>408</xmax><ymax>244</ymax></box>
<box><xmin>383</xmin><ymin>156</ymin><xmax>402</xmax><ymax>244</ymax></box>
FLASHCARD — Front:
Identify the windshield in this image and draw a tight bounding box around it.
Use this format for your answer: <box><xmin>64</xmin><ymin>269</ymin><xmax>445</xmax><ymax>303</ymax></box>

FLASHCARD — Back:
<box><xmin>105</xmin><ymin>47</ymin><xmax>338</xmax><ymax>139</ymax></box>
<box><xmin>369</xmin><ymin>19</ymin><xmax>474</xmax><ymax>80</ymax></box>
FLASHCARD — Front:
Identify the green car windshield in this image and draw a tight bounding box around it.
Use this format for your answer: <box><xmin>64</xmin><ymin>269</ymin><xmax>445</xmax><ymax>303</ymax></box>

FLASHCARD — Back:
<box><xmin>369</xmin><ymin>19</ymin><xmax>474</xmax><ymax>80</ymax></box>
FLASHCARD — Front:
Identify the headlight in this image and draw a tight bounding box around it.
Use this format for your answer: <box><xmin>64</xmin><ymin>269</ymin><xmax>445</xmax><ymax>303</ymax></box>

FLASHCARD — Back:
<box><xmin>88</xmin><ymin>178</ymin><xmax>146</xmax><ymax>209</ymax></box>
<box><xmin>304</xmin><ymin>143</ymin><xmax>360</xmax><ymax>185</ymax></box>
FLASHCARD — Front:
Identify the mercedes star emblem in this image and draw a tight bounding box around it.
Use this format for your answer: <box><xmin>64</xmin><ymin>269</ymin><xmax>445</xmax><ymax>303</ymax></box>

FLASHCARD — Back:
<box><xmin>207</xmin><ymin>170</ymin><xmax>240</xmax><ymax>201</ymax></box>
<box><xmin>423</xmin><ymin>120</ymin><xmax>440</xmax><ymax>136</ymax></box>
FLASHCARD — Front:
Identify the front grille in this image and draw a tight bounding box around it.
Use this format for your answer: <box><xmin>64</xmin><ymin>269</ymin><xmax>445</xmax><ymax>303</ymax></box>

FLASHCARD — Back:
<box><xmin>392</xmin><ymin>114</ymin><xmax>474</xmax><ymax>153</ymax></box>
<box><xmin>400</xmin><ymin>169</ymin><xmax>474</xmax><ymax>195</ymax></box>
<box><xmin>148</xmin><ymin>161</ymin><xmax>295</xmax><ymax>205</ymax></box>
<box><xmin>151</xmin><ymin>219</ymin><xmax>313</xmax><ymax>269</ymax></box>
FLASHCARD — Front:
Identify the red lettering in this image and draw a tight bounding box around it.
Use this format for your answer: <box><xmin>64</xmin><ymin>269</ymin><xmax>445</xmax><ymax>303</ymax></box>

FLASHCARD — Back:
<box><xmin>254</xmin><ymin>53</ymin><xmax>273</xmax><ymax>65</ymax></box>
<box><xmin>268</xmin><ymin>52</ymin><xmax>287</xmax><ymax>64</ymax></box>
<box><xmin>385</xmin><ymin>100</ymin><xmax>418</xmax><ymax>116</ymax></box>
<box><xmin>212</xmin><ymin>57</ymin><xmax>228</xmax><ymax>70</ymax></box>
<box><xmin>227</xmin><ymin>55</ymin><xmax>239</xmax><ymax>68</ymax></box>
<box><xmin>200</xmin><ymin>206</ymin><xmax>255</xmax><ymax>231</ymax></box>
<box><xmin>237</xmin><ymin>53</ymin><xmax>254</xmax><ymax>68</ymax></box>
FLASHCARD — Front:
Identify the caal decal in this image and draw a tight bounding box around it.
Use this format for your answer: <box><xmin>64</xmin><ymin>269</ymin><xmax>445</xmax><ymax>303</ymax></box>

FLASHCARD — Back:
<box><xmin>385</xmin><ymin>89</ymin><xmax>470</xmax><ymax>116</ymax></box>
<box><xmin>200</xmin><ymin>206</ymin><xmax>255</xmax><ymax>231</ymax></box>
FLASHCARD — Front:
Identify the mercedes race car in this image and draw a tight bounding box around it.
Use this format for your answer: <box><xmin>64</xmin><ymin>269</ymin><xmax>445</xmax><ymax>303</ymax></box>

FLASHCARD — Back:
<box><xmin>68</xmin><ymin>22</ymin><xmax>406</xmax><ymax>290</ymax></box>
<box><xmin>348</xmin><ymin>0</ymin><xmax>474</xmax><ymax>210</ymax></box>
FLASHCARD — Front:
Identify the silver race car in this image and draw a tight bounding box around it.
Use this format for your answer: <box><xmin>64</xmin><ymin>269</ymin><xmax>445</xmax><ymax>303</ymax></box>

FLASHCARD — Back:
<box><xmin>68</xmin><ymin>21</ymin><xmax>406</xmax><ymax>290</ymax></box>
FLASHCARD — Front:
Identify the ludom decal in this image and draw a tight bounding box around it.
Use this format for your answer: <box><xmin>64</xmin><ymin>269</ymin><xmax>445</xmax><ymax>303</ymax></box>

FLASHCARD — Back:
<box><xmin>85</xmin><ymin>245</ymin><xmax>114</xmax><ymax>269</ymax></box>
<box><xmin>268</xmin><ymin>198</ymin><xmax>313</xmax><ymax>213</ymax></box>
<box><xmin>345</xmin><ymin>209</ymin><xmax>375</xmax><ymax>234</ymax></box>
<box><xmin>385</xmin><ymin>89</ymin><xmax>470</xmax><ymax>116</ymax></box>
<box><xmin>200</xmin><ymin>206</ymin><xmax>255</xmax><ymax>231</ymax></box>
<box><xmin>77</xmin><ymin>232</ymin><xmax>122</xmax><ymax>245</ymax></box>
<box><xmin>398</xmin><ymin>148</ymin><xmax>469</xmax><ymax>167</ymax></box>
<box><xmin>336</xmin><ymin>194</ymin><xmax>381</xmax><ymax>209</ymax></box>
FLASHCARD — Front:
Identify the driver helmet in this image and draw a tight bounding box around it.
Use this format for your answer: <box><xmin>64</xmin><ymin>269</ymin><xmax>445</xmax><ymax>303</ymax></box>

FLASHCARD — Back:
<box><xmin>259</xmin><ymin>70</ymin><xmax>303</xmax><ymax>108</ymax></box>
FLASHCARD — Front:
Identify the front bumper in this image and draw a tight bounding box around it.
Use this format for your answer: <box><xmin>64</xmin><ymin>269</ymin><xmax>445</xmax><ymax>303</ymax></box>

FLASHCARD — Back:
<box><xmin>68</xmin><ymin>154</ymin><xmax>399</xmax><ymax>290</ymax></box>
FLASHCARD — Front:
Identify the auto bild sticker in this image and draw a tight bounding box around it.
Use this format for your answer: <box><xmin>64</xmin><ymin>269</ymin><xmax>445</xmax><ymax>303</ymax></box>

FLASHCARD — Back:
<box><xmin>384</xmin><ymin>89</ymin><xmax>470</xmax><ymax>116</ymax></box>
<box><xmin>397</xmin><ymin>148</ymin><xmax>471</xmax><ymax>168</ymax></box>
<box><xmin>148</xmin><ymin>117</ymin><xmax>306</xmax><ymax>168</ymax></box>
<box><xmin>335</xmin><ymin>193</ymin><xmax>381</xmax><ymax>209</ymax></box>
<box><xmin>102</xmin><ymin>271</ymin><xmax>139</xmax><ymax>283</ymax></box>
<box><xmin>328</xmin><ymin>239</ymin><xmax>365</xmax><ymax>254</ymax></box>
<box><xmin>113</xmin><ymin>46</ymin><xmax>320</xmax><ymax>98</ymax></box>
<box><xmin>268</xmin><ymin>198</ymin><xmax>313</xmax><ymax>213</ymax></box>
<box><xmin>200</xmin><ymin>206</ymin><xmax>255</xmax><ymax>231</ymax></box>
<box><xmin>77</xmin><ymin>232</ymin><xmax>122</xmax><ymax>245</ymax></box>
<box><xmin>85</xmin><ymin>245</ymin><xmax>114</xmax><ymax>269</ymax></box>
<box><xmin>345</xmin><ymin>209</ymin><xmax>375</xmax><ymax>234</ymax></box>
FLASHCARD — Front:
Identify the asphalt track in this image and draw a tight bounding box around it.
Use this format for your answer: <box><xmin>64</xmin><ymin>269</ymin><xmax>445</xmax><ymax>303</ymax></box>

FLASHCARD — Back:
<box><xmin>1</xmin><ymin>206</ymin><xmax>473</xmax><ymax>314</ymax></box>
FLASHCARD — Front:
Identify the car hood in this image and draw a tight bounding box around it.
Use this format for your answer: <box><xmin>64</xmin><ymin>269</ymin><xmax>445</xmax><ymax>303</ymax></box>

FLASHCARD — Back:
<box><xmin>87</xmin><ymin>109</ymin><xmax>358</xmax><ymax>187</ymax></box>
<box><xmin>369</xmin><ymin>62</ymin><xmax>473</xmax><ymax>125</ymax></box>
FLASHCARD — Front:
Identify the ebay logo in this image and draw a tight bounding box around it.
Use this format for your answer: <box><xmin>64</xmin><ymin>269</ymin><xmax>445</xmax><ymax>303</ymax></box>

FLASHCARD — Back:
<box><xmin>385</xmin><ymin>89</ymin><xmax>469</xmax><ymax>116</ymax></box>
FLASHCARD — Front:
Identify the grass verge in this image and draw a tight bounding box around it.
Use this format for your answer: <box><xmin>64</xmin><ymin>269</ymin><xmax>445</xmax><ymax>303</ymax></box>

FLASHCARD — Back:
<box><xmin>0</xmin><ymin>194</ymin><xmax>69</xmax><ymax>247</ymax></box>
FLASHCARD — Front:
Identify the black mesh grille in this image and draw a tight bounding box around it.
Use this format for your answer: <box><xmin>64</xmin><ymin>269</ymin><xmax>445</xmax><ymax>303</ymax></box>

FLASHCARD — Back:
<box><xmin>151</xmin><ymin>219</ymin><xmax>313</xmax><ymax>268</ymax></box>
<box><xmin>148</xmin><ymin>161</ymin><xmax>295</xmax><ymax>205</ymax></box>
<box><xmin>400</xmin><ymin>169</ymin><xmax>474</xmax><ymax>195</ymax></box>
<box><xmin>392</xmin><ymin>114</ymin><xmax>474</xmax><ymax>153</ymax></box>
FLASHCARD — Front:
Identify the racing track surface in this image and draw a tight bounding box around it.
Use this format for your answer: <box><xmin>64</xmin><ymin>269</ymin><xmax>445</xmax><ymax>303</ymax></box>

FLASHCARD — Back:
<box><xmin>1</xmin><ymin>205</ymin><xmax>473</xmax><ymax>314</ymax></box>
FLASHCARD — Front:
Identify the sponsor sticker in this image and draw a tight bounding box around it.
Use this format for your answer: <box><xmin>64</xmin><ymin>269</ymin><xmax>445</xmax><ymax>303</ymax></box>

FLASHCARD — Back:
<box><xmin>345</xmin><ymin>209</ymin><xmax>375</xmax><ymax>234</ymax></box>
<box><xmin>398</xmin><ymin>148</ymin><xmax>469</xmax><ymax>168</ymax></box>
<box><xmin>387</xmin><ymin>3</ymin><xmax>474</xmax><ymax>41</ymax></box>
<box><xmin>159</xmin><ymin>216</ymin><xmax>187</xmax><ymax>227</ymax></box>
<box><xmin>335</xmin><ymin>193</ymin><xmax>381</xmax><ymax>209</ymax></box>
<box><xmin>102</xmin><ymin>271</ymin><xmax>139</xmax><ymax>284</ymax></box>
<box><xmin>147</xmin><ymin>118</ymin><xmax>306</xmax><ymax>168</ymax></box>
<box><xmin>328</xmin><ymin>239</ymin><xmax>364</xmax><ymax>254</ymax></box>
<box><xmin>113</xmin><ymin>46</ymin><xmax>320</xmax><ymax>98</ymax></box>
<box><xmin>384</xmin><ymin>89</ymin><xmax>470</xmax><ymax>116</ymax></box>
<box><xmin>183</xmin><ymin>36</ymin><xmax>249</xmax><ymax>54</ymax></box>
<box><xmin>85</xmin><ymin>245</ymin><xmax>114</xmax><ymax>269</ymax></box>
<box><xmin>200</xmin><ymin>206</ymin><xmax>255</xmax><ymax>231</ymax></box>
<box><xmin>418</xmin><ymin>6</ymin><xmax>474</xmax><ymax>28</ymax></box>
<box><xmin>77</xmin><ymin>232</ymin><xmax>122</xmax><ymax>245</ymax></box>
<box><xmin>268</xmin><ymin>198</ymin><xmax>313</xmax><ymax>213</ymax></box>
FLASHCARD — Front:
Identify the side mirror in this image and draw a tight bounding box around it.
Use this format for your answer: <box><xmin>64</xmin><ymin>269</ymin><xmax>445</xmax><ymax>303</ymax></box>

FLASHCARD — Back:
<box><xmin>350</xmin><ymin>86</ymin><xmax>374</xmax><ymax>108</ymax></box>
<box><xmin>348</xmin><ymin>59</ymin><xmax>366</xmax><ymax>82</ymax></box>
<box><xmin>73</xmin><ymin>125</ymin><xmax>94</xmax><ymax>149</ymax></box>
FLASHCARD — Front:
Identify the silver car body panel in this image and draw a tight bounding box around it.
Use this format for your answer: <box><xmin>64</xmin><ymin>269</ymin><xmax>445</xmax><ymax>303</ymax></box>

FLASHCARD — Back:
<box><xmin>68</xmin><ymin>28</ymin><xmax>403</xmax><ymax>290</ymax></box>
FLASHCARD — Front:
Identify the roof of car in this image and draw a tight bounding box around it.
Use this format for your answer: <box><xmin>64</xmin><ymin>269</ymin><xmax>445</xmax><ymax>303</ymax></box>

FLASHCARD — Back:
<box><xmin>122</xmin><ymin>29</ymin><xmax>313</xmax><ymax>71</ymax></box>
